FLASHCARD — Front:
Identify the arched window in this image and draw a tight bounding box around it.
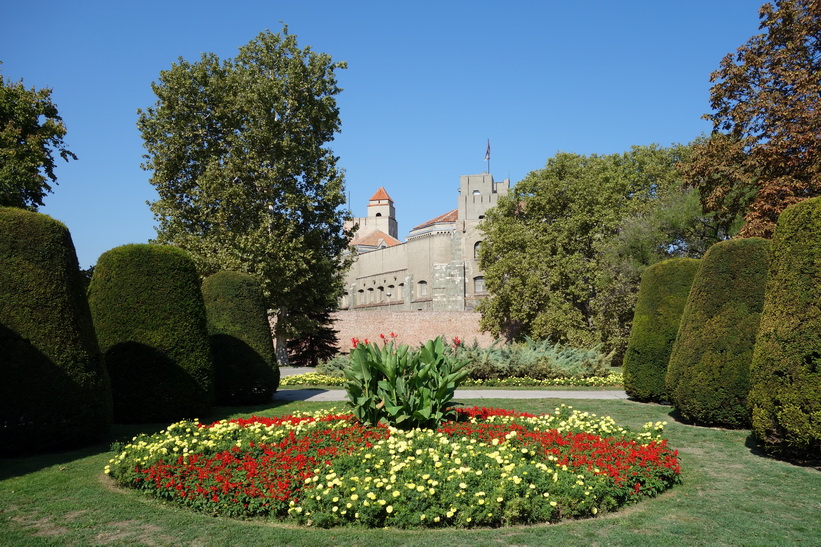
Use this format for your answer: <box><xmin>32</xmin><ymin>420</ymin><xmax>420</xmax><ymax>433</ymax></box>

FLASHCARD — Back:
<box><xmin>417</xmin><ymin>280</ymin><xmax>428</xmax><ymax>298</ymax></box>
<box><xmin>377</xmin><ymin>286</ymin><xmax>385</xmax><ymax>302</ymax></box>
<box><xmin>357</xmin><ymin>289</ymin><xmax>365</xmax><ymax>305</ymax></box>
<box><xmin>473</xmin><ymin>240</ymin><xmax>482</xmax><ymax>259</ymax></box>
<box><xmin>474</xmin><ymin>276</ymin><xmax>486</xmax><ymax>294</ymax></box>
<box><xmin>387</xmin><ymin>284</ymin><xmax>395</xmax><ymax>300</ymax></box>
<box><xmin>367</xmin><ymin>287</ymin><xmax>374</xmax><ymax>303</ymax></box>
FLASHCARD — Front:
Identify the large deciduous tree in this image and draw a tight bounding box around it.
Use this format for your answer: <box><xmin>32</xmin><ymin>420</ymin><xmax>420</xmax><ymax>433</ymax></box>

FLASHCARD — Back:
<box><xmin>478</xmin><ymin>145</ymin><xmax>712</xmax><ymax>356</ymax></box>
<box><xmin>138</xmin><ymin>27</ymin><xmax>351</xmax><ymax>362</ymax></box>
<box><xmin>478</xmin><ymin>144</ymin><xmax>732</xmax><ymax>362</ymax></box>
<box><xmin>682</xmin><ymin>0</ymin><xmax>821</xmax><ymax>238</ymax></box>
<box><xmin>0</xmin><ymin>72</ymin><xmax>76</xmax><ymax>210</ymax></box>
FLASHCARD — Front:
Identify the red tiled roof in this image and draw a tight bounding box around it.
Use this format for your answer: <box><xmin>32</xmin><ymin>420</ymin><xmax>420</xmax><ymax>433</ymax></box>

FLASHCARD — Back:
<box><xmin>411</xmin><ymin>209</ymin><xmax>458</xmax><ymax>231</ymax></box>
<box><xmin>350</xmin><ymin>229</ymin><xmax>402</xmax><ymax>248</ymax></box>
<box><xmin>369</xmin><ymin>187</ymin><xmax>393</xmax><ymax>202</ymax></box>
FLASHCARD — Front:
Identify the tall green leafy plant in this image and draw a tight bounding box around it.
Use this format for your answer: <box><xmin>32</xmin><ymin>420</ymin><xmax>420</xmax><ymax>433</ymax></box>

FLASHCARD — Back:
<box><xmin>344</xmin><ymin>336</ymin><xmax>469</xmax><ymax>429</ymax></box>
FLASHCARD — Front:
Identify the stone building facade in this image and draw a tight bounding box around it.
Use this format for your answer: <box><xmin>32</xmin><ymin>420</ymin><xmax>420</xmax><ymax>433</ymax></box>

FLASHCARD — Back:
<box><xmin>341</xmin><ymin>173</ymin><xmax>509</xmax><ymax>312</ymax></box>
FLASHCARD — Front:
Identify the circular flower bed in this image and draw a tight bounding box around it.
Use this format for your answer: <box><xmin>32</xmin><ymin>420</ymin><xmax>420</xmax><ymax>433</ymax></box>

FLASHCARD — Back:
<box><xmin>105</xmin><ymin>405</ymin><xmax>680</xmax><ymax>528</ymax></box>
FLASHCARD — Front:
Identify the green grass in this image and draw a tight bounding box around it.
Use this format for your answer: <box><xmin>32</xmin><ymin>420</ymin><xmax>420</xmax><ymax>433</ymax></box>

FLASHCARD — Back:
<box><xmin>2</xmin><ymin>398</ymin><xmax>819</xmax><ymax>546</ymax></box>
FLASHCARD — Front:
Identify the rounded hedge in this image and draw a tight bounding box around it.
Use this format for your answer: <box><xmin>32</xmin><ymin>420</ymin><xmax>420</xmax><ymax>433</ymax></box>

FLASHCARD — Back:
<box><xmin>749</xmin><ymin>197</ymin><xmax>821</xmax><ymax>460</ymax></box>
<box><xmin>202</xmin><ymin>271</ymin><xmax>279</xmax><ymax>404</ymax></box>
<box><xmin>88</xmin><ymin>244</ymin><xmax>214</xmax><ymax>423</ymax></box>
<box><xmin>0</xmin><ymin>207</ymin><xmax>112</xmax><ymax>455</ymax></box>
<box><xmin>666</xmin><ymin>238</ymin><xmax>770</xmax><ymax>428</ymax></box>
<box><xmin>623</xmin><ymin>257</ymin><xmax>700</xmax><ymax>402</ymax></box>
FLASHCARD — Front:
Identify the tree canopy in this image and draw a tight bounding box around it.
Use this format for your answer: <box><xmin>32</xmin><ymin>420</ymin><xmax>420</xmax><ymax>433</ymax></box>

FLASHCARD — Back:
<box><xmin>0</xmin><ymin>72</ymin><xmax>76</xmax><ymax>210</ymax></box>
<box><xmin>682</xmin><ymin>0</ymin><xmax>821</xmax><ymax>238</ymax></box>
<box><xmin>137</xmin><ymin>27</ymin><xmax>351</xmax><ymax>353</ymax></box>
<box><xmin>478</xmin><ymin>144</ymin><xmax>729</xmax><ymax>360</ymax></box>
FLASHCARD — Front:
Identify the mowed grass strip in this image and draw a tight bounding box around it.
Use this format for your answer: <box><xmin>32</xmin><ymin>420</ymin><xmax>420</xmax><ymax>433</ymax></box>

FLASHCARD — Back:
<box><xmin>1</xmin><ymin>398</ymin><xmax>818</xmax><ymax>546</ymax></box>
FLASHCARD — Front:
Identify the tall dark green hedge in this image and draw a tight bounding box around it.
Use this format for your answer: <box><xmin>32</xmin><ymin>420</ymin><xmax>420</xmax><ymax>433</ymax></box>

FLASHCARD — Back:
<box><xmin>0</xmin><ymin>207</ymin><xmax>111</xmax><ymax>455</ymax></box>
<box><xmin>623</xmin><ymin>257</ymin><xmax>700</xmax><ymax>402</ymax></box>
<box><xmin>88</xmin><ymin>244</ymin><xmax>213</xmax><ymax>423</ymax></box>
<box><xmin>749</xmin><ymin>197</ymin><xmax>821</xmax><ymax>460</ymax></box>
<box><xmin>666</xmin><ymin>238</ymin><xmax>770</xmax><ymax>428</ymax></box>
<box><xmin>202</xmin><ymin>271</ymin><xmax>279</xmax><ymax>404</ymax></box>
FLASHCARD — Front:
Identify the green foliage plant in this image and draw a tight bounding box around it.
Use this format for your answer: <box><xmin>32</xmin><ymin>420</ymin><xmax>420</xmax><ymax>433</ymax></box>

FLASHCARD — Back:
<box><xmin>623</xmin><ymin>257</ymin><xmax>700</xmax><ymax>402</ymax></box>
<box><xmin>0</xmin><ymin>207</ymin><xmax>111</xmax><ymax>455</ymax></box>
<box><xmin>749</xmin><ymin>197</ymin><xmax>821</xmax><ymax>460</ymax></box>
<box><xmin>202</xmin><ymin>271</ymin><xmax>279</xmax><ymax>404</ymax></box>
<box><xmin>666</xmin><ymin>238</ymin><xmax>770</xmax><ymax>427</ymax></box>
<box><xmin>344</xmin><ymin>336</ymin><xmax>469</xmax><ymax>429</ymax></box>
<box><xmin>88</xmin><ymin>244</ymin><xmax>214</xmax><ymax>423</ymax></box>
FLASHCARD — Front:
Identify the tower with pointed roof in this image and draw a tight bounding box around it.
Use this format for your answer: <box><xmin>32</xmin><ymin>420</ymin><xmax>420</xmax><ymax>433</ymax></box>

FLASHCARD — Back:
<box><xmin>366</xmin><ymin>187</ymin><xmax>397</xmax><ymax>239</ymax></box>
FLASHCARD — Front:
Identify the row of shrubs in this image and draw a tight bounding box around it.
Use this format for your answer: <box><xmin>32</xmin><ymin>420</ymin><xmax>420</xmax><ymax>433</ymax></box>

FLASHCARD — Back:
<box><xmin>622</xmin><ymin>197</ymin><xmax>820</xmax><ymax>461</ymax></box>
<box><xmin>317</xmin><ymin>337</ymin><xmax>611</xmax><ymax>382</ymax></box>
<box><xmin>281</xmin><ymin>371</ymin><xmax>625</xmax><ymax>388</ymax></box>
<box><xmin>0</xmin><ymin>207</ymin><xmax>279</xmax><ymax>455</ymax></box>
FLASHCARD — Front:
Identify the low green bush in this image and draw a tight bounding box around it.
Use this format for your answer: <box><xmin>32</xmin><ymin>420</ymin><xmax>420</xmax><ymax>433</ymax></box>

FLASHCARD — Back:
<box><xmin>749</xmin><ymin>197</ymin><xmax>821</xmax><ymax>461</ymax></box>
<box><xmin>666</xmin><ymin>238</ymin><xmax>770</xmax><ymax>428</ymax></box>
<box><xmin>318</xmin><ymin>338</ymin><xmax>609</xmax><ymax>382</ymax></box>
<box><xmin>202</xmin><ymin>271</ymin><xmax>279</xmax><ymax>404</ymax></box>
<box><xmin>623</xmin><ymin>258</ymin><xmax>700</xmax><ymax>402</ymax></box>
<box><xmin>0</xmin><ymin>207</ymin><xmax>112</xmax><ymax>455</ymax></box>
<box><xmin>88</xmin><ymin>244</ymin><xmax>214</xmax><ymax>423</ymax></box>
<box><xmin>280</xmin><ymin>372</ymin><xmax>625</xmax><ymax>388</ymax></box>
<box><xmin>316</xmin><ymin>353</ymin><xmax>351</xmax><ymax>377</ymax></box>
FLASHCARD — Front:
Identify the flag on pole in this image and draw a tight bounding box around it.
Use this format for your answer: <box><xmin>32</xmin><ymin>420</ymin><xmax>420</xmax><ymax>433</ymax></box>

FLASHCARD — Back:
<box><xmin>484</xmin><ymin>139</ymin><xmax>491</xmax><ymax>161</ymax></box>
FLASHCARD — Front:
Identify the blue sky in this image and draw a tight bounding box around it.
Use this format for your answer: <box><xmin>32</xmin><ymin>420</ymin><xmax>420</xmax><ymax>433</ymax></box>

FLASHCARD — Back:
<box><xmin>2</xmin><ymin>1</ymin><xmax>764</xmax><ymax>268</ymax></box>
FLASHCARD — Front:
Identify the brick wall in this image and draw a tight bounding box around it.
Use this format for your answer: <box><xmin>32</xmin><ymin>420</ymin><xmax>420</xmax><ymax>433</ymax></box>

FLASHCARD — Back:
<box><xmin>332</xmin><ymin>310</ymin><xmax>496</xmax><ymax>352</ymax></box>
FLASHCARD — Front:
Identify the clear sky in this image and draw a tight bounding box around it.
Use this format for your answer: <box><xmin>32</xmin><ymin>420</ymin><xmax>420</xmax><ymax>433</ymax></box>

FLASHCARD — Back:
<box><xmin>2</xmin><ymin>0</ymin><xmax>764</xmax><ymax>268</ymax></box>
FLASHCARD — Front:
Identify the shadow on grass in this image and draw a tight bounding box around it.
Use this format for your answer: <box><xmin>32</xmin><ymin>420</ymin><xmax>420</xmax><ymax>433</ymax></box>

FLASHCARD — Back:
<box><xmin>0</xmin><ymin>397</ymin><xmax>304</xmax><ymax>482</ymax></box>
<box><xmin>0</xmin><ymin>422</ymin><xmax>171</xmax><ymax>482</ymax></box>
<box><xmin>744</xmin><ymin>432</ymin><xmax>821</xmax><ymax>471</ymax></box>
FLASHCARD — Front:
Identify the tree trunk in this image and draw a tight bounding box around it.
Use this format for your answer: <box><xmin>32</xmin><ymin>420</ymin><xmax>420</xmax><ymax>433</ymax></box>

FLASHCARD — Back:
<box><xmin>275</xmin><ymin>333</ymin><xmax>290</xmax><ymax>366</ymax></box>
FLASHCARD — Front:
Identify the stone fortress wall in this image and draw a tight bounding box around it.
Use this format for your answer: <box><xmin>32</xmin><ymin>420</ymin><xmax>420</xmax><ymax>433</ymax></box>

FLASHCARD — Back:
<box><xmin>332</xmin><ymin>310</ymin><xmax>497</xmax><ymax>353</ymax></box>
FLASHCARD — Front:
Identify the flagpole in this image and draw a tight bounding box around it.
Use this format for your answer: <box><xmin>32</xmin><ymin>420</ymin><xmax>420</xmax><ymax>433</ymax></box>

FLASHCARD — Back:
<box><xmin>484</xmin><ymin>139</ymin><xmax>491</xmax><ymax>174</ymax></box>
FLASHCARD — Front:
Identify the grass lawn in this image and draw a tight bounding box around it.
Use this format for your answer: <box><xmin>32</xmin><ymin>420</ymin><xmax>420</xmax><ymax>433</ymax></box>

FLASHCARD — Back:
<box><xmin>1</xmin><ymin>397</ymin><xmax>819</xmax><ymax>546</ymax></box>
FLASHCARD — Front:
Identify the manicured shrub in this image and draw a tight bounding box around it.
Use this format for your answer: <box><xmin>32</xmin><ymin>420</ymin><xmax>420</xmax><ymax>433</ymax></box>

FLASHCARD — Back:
<box><xmin>749</xmin><ymin>197</ymin><xmax>821</xmax><ymax>460</ymax></box>
<box><xmin>666</xmin><ymin>238</ymin><xmax>770</xmax><ymax>428</ymax></box>
<box><xmin>202</xmin><ymin>271</ymin><xmax>279</xmax><ymax>404</ymax></box>
<box><xmin>88</xmin><ymin>244</ymin><xmax>213</xmax><ymax>423</ymax></box>
<box><xmin>0</xmin><ymin>207</ymin><xmax>111</xmax><ymax>455</ymax></box>
<box><xmin>623</xmin><ymin>258</ymin><xmax>700</xmax><ymax>402</ymax></box>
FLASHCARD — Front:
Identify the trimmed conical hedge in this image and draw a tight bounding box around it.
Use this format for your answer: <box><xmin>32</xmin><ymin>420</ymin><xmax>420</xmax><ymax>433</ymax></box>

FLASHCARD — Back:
<box><xmin>202</xmin><ymin>271</ymin><xmax>279</xmax><ymax>404</ymax></box>
<box><xmin>666</xmin><ymin>238</ymin><xmax>770</xmax><ymax>428</ymax></box>
<box><xmin>623</xmin><ymin>257</ymin><xmax>700</xmax><ymax>402</ymax></box>
<box><xmin>749</xmin><ymin>197</ymin><xmax>821</xmax><ymax>460</ymax></box>
<box><xmin>0</xmin><ymin>207</ymin><xmax>112</xmax><ymax>455</ymax></box>
<box><xmin>88</xmin><ymin>244</ymin><xmax>213</xmax><ymax>423</ymax></box>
